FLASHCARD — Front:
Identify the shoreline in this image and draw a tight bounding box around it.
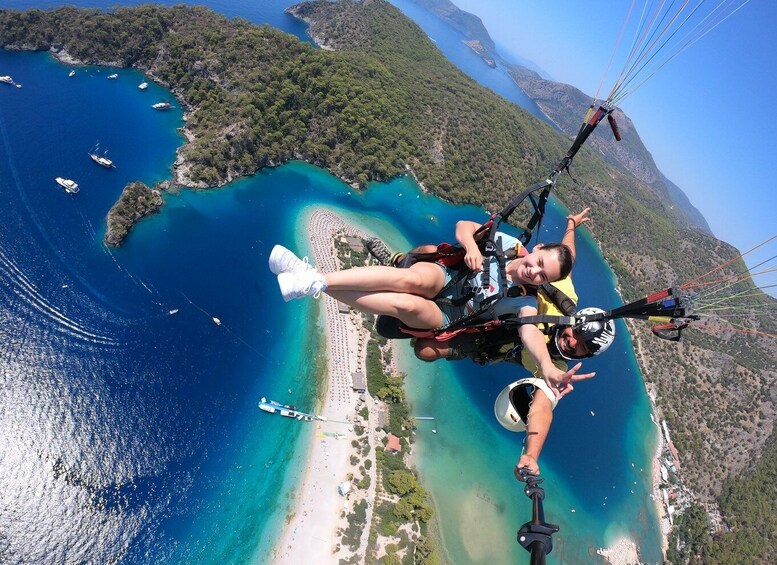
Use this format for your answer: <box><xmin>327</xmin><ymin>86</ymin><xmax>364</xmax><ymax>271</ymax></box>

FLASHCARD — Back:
<box><xmin>632</xmin><ymin>322</ymin><xmax>672</xmax><ymax>558</ymax></box>
<box><xmin>271</xmin><ymin>209</ymin><xmax>376</xmax><ymax>564</ymax></box>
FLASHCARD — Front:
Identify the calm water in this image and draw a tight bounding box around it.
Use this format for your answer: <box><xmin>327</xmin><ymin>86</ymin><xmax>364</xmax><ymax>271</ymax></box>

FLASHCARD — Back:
<box><xmin>0</xmin><ymin>2</ymin><xmax>661</xmax><ymax>563</ymax></box>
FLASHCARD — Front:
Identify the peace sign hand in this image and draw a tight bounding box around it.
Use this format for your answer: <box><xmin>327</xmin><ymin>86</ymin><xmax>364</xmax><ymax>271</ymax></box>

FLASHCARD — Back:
<box><xmin>549</xmin><ymin>362</ymin><xmax>596</xmax><ymax>399</ymax></box>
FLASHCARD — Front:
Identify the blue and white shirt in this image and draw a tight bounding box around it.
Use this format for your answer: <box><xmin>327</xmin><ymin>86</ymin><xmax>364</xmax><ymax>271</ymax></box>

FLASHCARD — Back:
<box><xmin>436</xmin><ymin>231</ymin><xmax>537</xmax><ymax>326</ymax></box>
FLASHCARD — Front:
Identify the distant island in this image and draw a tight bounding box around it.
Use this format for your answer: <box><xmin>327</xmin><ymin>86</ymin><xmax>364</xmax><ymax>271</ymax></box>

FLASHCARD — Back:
<box><xmin>1</xmin><ymin>3</ymin><xmax>775</xmax><ymax>561</ymax></box>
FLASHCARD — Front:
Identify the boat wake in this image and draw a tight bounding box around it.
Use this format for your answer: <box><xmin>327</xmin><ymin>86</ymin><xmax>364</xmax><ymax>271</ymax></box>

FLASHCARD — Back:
<box><xmin>0</xmin><ymin>247</ymin><xmax>121</xmax><ymax>345</ymax></box>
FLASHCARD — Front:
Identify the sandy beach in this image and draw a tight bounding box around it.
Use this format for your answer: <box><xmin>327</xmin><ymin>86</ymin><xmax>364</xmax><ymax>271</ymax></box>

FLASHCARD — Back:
<box><xmin>650</xmin><ymin>394</ymin><xmax>672</xmax><ymax>556</ymax></box>
<box><xmin>272</xmin><ymin>210</ymin><xmax>376</xmax><ymax>564</ymax></box>
<box><xmin>597</xmin><ymin>536</ymin><xmax>640</xmax><ymax>564</ymax></box>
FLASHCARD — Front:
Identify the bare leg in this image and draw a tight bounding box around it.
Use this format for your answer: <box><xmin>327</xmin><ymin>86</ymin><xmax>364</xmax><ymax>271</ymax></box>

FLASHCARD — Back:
<box><xmin>324</xmin><ymin>262</ymin><xmax>445</xmax><ymax>299</ymax></box>
<box><xmin>408</xmin><ymin>244</ymin><xmax>439</xmax><ymax>254</ymax></box>
<box><xmin>413</xmin><ymin>339</ymin><xmax>450</xmax><ymax>361</ymax></box>
<box><xmin>326</xmin><ymin>289</ymin><xmax>444</xmax><ymax>329</ymax></box>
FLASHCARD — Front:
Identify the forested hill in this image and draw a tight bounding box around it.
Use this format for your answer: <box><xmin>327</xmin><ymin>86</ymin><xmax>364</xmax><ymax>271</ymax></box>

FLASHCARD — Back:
<box><xmin>0</xmin><ymin>0</ymin><xmax>775</xmax><ymax>550</ymax></box>
<box><xmin>506</xmin><ymin>64</ymin><xmax>712</xmax><ymax>234</ymax></box>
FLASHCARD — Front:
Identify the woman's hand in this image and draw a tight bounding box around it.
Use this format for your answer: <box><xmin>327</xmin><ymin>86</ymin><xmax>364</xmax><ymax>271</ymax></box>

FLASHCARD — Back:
<box><xmin>567</xmin><ymin>207</ymin><xmax>591</xmax><ymax>229</ymax></box>
<box><xmin>464</xmin><ymin>245</ymin><xmax>483</xmax><ymax>272</ymax></box>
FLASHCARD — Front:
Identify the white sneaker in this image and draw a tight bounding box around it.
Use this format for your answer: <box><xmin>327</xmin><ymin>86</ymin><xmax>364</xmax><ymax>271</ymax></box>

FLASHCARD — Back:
<box><xmin>269</xmin><ymin>245</ymin><xmax>313</xmax><ymax>275</ymax></box>
<box><xmin>277</xmin><ymin>270</ymin><xmax>327</xmax><ymax>302</ymax></box>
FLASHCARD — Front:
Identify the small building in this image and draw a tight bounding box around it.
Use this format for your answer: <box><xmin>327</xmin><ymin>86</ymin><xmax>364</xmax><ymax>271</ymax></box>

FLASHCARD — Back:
<box><xmin>338</xmin><ymin>481</ymin><xmax>352</xmax><ymax>496</ymax></box>
<box><xmin>375</xmin><ymin>405</ymin><xmax>389</xmax><ymax>429</ymax></box>
<box><xmin>345</xmin><ymin>237</ymin><xmax>364</xmax><ymax>252</ymax></box>
<box><xmin>337</xmin><ymin>301</ymin><xmax>350</xmax><ymax>314</ymax></box>
<box><xmin>387</xmin><ymin>433</ymin><xmax>402</xmax><ymax>453</ymax></box>
<box><xmin>351</xmin><ymin>371</ymin><xmax>366</xmax><ymax>393</ymax></box>
<box><xmin>668</xmin><ymin>442</ymin><xmax>681</xmax><ymax>471</ymax></box>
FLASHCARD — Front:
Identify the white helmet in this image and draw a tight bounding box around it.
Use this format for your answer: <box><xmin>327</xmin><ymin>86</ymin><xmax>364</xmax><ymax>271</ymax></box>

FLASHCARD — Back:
<box><xmin>555</xmin><ymin>307</ymin><xmax>616</xmax><ymax>361</ymax></box>
<box><xmin>494</xmin><ymin>377</ymin><xmax>558</xmax><ymax>432</ymax></box>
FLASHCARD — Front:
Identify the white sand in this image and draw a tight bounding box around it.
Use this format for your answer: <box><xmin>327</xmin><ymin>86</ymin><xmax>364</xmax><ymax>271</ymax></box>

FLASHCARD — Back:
<box><xmin>596</xmin><ymin>536</ymin><xmax>641</xmax><ymax>564</ymax></box>
<box><xmin>272</xmin><ymin>210</ymin><xmax>374</xmax><ymax>564</ymax></box>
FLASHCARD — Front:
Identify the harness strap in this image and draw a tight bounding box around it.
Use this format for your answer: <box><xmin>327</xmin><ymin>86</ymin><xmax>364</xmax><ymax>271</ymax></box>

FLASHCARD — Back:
<box><xmin>538</xmin><ymin>283</ymin><xmax>577</xmax><ymax>316</ymax></box>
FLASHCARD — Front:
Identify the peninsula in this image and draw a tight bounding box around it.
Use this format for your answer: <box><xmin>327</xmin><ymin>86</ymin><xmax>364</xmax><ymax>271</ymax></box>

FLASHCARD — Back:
<box><xmin>104</xmin><ymin>182</ymin><xmax>164</xmax><ymax>247</ymax></box>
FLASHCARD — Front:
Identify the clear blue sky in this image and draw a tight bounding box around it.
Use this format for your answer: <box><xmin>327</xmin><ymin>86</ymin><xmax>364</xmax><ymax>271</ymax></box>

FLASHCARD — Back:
<box><xmin>453</xmin><ymin>0</ymin><xmax>776</xmax><ymax>279</ymax></box>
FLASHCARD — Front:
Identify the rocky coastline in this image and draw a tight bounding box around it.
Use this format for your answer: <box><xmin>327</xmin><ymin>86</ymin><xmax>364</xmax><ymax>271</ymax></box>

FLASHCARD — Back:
<box><xmin>463</xmin><ymin>39</ymin><xmax>495</xmax><ymax>67</ymax></box>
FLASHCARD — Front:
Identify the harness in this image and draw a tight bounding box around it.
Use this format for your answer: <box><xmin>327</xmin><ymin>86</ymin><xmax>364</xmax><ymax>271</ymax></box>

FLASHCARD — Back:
<box><xmin>375</xmin><ymin>238</ymin><xmax>576</xmax><ymax>342</ymax></box>
<box><xmin>376</xmin><ymin>235</ymin><xmax>528</xmax><ymax>338</ymax></box>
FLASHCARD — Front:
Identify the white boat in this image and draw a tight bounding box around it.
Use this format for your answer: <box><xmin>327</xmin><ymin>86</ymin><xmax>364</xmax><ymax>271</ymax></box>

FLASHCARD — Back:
<box><xmin>138</xmin><ymin>82</ymin><xmax>148</xmax><ymax>90</ymax></box>
<box><xmin>152</xmin><ymin>102</ymin><xmax>172</xmax><ymax>110</ymax></box>
<box><xmin>212</xmin><ymin>317</ymin><xmax>221</xmax><ymax>326</ymax></box>
<box><xmin>55</xmin><ymin>177</ymin><xmax>79</xmax><ymax>194</ymax></box>
<box><xmin>0</xmin><ymin>75</ymin><xmax>13</xmax><ymax>84</ymax></box>
<box><xmin>168</xmin><ymin>309</ymin><xmax>179</xmax><ymax>315</ymax></box>
<box><xmin>107</xmin><ymin>73</ymin><xmax>118</xmax><ymax>79</ymax></box>
<box><xmin>88</xmin><ymin>142</ymin><xmax>114</xmax><ymax>168</ymax></box>
<box><xmin>68</xmin><ymin>70</ymin><xmax>75</xmax><ymax>77</ymax></box>
<box><xmin>258</xmin><ymin>397</ymin><xmax>313</xmax><ymax>421</ymax></box>
<box><xmin>15</xmin><ymin>84</ymin><xmax>22</xmax><ymax>89</ymax></box>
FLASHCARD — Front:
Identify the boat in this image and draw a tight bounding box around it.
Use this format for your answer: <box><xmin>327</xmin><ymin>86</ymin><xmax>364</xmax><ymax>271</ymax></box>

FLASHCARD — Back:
<box><xmin>0</xmin><ymin>75</ymin><xmax>13</xmax><ymax>84</ymax></box>
<box><xmin>107</xmin><ymin>73</ymin><xmax>118</xmax><ymax>79</ymax></box>
<box><xmin>138</xmin><ymin>82</ymin><xmax>148</xmax><ymax>90</ymax></box>
<box><xmin>68</xmin><ymin>70</ymin><xmax>75</xmax><ymax>77</ymax></box>
<box><xmin>212</xmin><ymin>317</ymin><xmax>221</xmax><ymax>326</ymax></box>
<box><xmin>88</xmin><ymin>142</ymin><xmax>114</xmax><ymax>168</ymax></box>
<box><xmin>15</xmin><ymin>84</ymin><xmax>22</xmax><ymax>89</ymax></box>
<box><xmin>168</xmin><ymin>309</ymin><xmax>179</xmax><ymax>315</ymax></box>
<box><xmin>55</xmin><ymin>177</ymin><xmax>79</xmax><ymax>194</ymax></box>
<box><xmin>258</xmin><ymin>397</ymin><xmax>314</xmax><ymax>421</ymax></box>
<box><xmin>152</xmin><ymin>102</ymin><xmax>172</xmax><ymax>110</ymax></box>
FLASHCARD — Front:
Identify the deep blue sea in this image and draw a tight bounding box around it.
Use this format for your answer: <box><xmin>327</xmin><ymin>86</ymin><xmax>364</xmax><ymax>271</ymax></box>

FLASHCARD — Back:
<box><xmin>1</xmin><ymin>2</ymin><xmax>661</xmax><ymax>563</ymax></box>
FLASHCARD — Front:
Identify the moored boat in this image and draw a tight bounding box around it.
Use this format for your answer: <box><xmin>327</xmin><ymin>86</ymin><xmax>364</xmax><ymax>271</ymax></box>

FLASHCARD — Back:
<box><xmin>258</xmin><ymin>396</ymin><xmax>314</xmax><ymax>421</ymax></box>
<box><xmin>55</xmin><ymin>177</ymin><xmax>79</xmax><ymax>194</ymax></box>
<box><xmin>138</xmin><ymin>82</ymin><xmax>148</xmax><ymax>90</ymax></box>
<box><xmin>152</xmin><ymin>102</ymin><xmax>172</xmax><ymax>110</ymax></box>
<box><xmin>68</xmin><ymin>70</ymin><xmax>75</xmax><ymax>77</ymax></box>
<box><xmin>107</xmin><ymin>73</ymin><xmax>118</xmax><ymax>79</ymax></box>
<box><xmin>88</xmin><ymin>142</ymin><xmax>114</xmax><ymax>168</ymax></box>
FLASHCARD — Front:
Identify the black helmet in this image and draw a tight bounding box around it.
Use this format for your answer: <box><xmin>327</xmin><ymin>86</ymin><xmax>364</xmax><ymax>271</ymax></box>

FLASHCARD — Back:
<box><xmin>554</xmin><ymin>307</ymin><xmax>616</xmax><ymax>361</ymax></box>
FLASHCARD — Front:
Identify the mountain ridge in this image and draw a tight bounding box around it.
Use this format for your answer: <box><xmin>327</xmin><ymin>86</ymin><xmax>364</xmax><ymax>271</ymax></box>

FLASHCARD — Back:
<box><xmin>408</xmin><ymin>0</ymin><xmax>712</xmax><ymax>234</ymax></box>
